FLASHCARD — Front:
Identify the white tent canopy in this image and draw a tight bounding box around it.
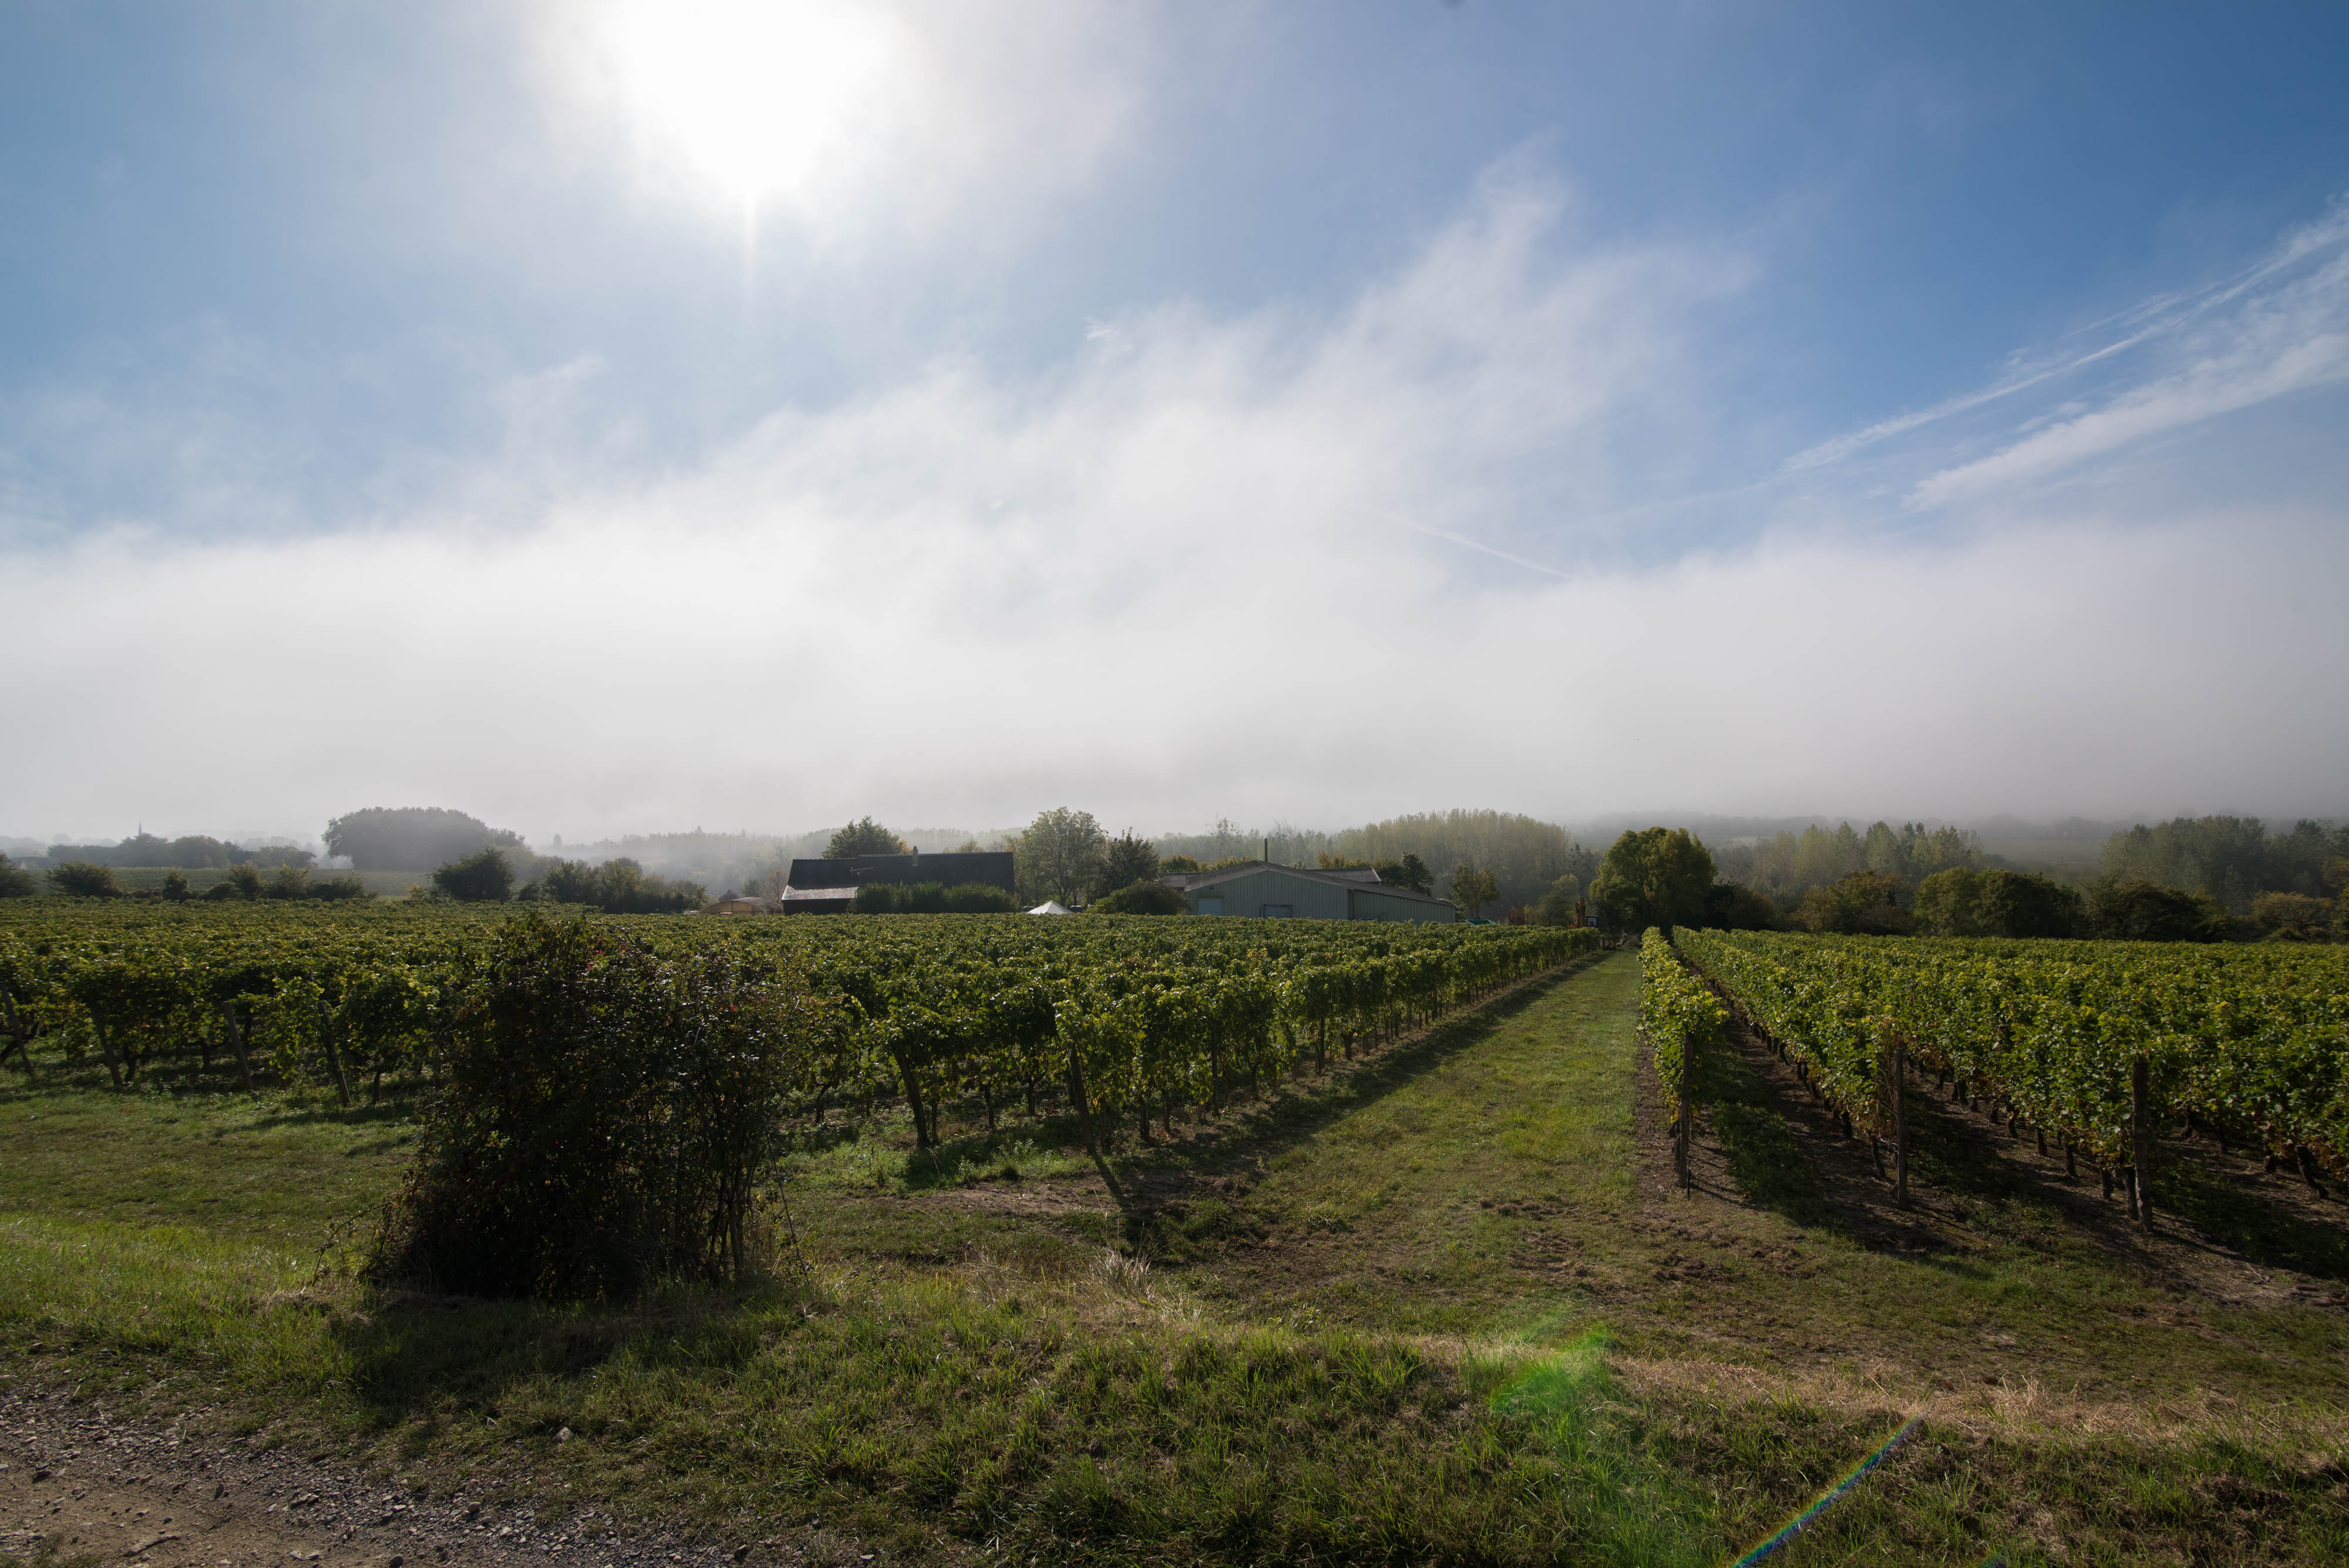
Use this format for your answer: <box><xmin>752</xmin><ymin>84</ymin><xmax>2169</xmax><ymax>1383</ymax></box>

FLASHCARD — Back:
<box><xmin>1027</xmin><ymin>900</ymin><xmax>1071</xmax><ymax>916</ymax></box>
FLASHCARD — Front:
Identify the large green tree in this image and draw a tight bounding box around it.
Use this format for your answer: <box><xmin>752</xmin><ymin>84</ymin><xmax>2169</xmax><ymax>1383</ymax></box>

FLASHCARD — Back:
<box><xmin>1974</xmin><ymin>869</ymin><xmax>2082</xmax><ymax>938</ymax></box>
<box><xmin>327</xmin><ymin>807</ymin><xmax>523</xmax><ymax>872</ymax></box>
<box><xmin>1789</xmin><ymin>871</ymin><xmax>1911</xmax><ymax>934</ymax></box>
<box><xmin>1913</xmin><ymin>867</ymin><xmax>1982</xmax><ymax>936</ymax></box>
<box><xmin>1448</xmin><ymin>864</ymin><xmax>1500</xmax><ymax>918</ymax></box>
<box><xmin>825</xmin><ymin>817</ymin><xmax>908</xmax><ymax>857</ymax></box>
<box><xmin>1019</xmin><ymin>807</ymin><xmax>1105</xmax><ymax>906</ymax></box>
<box><xmin>1093</xmin><ymin>830</ymin><xmax>1161</xmax><ymax>898</ymax></box>
<box><xmin>1590</xmin><ymin>827</ymin><xmax>1715</xmax><ymax>933</ymax></box>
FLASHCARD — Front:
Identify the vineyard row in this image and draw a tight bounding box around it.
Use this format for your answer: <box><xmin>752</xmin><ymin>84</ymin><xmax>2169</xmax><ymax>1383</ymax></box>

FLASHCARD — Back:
<box><xmin>0</xmin><ymin>907</ymin><xmax>1603</xmax><ymax>1146</ymax></box>
<box><xmin>1655</xmin><ymin>928</ymin><xmax>2349</xmax><ymax>1220</ymax></box>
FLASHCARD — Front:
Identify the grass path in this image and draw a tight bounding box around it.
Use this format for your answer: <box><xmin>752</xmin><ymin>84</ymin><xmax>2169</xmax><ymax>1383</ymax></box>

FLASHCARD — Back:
<box><xmin>1171</xmin><ymin>947</ymin><xmax>1645</xmax><ymax>1337</ymax></box>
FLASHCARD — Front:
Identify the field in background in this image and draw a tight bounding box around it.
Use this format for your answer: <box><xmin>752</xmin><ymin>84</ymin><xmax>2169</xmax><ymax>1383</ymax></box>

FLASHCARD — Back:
<box><xmin>11</xmin><ymin>866</ymin><xmax>422</xmax><ymax>897</ymax></box>
<box><xmin>3</xmin><ymin>948</ymin><xmax>2345</xmax><ymax>1564</ymax></box>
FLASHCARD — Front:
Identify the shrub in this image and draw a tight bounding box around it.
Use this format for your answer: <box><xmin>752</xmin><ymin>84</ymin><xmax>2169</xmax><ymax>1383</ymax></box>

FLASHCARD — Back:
<box><xmin>2250</xmin><ymin>891</ymin><xmax>2329</xmax><ymax>940</ymax></box>
<box><xmin>1974</xmin><ymin>869</ymin><xmax>2083</xmax><ymax>938</ymax></box>
<box><xmin>160</xmin><ymin>869</ymin><xmax>191</xmax><ymax>900</ymax></box>
<box><xmin>432</xmin><ymin>847</ymin><xmax>514</xmax><ymax>903</ymax></box>
<box><xmin>1092</xmin><ymin>880</ymin><xmax>1186</xmax><ymax>915</ymax></box>
<box><xmin>368</xmin><ymin>915</ymin><xmax>817</xmax><ymax>1298</ymax></box>
<box><xmin>2088</xmin><ymin>877</ymin><xmax>2232</xmax><ymax>942</ymax></box>
<box><xmin>224</xmin><ymin>863</ymin><xmax>264</xmax><ymax>900</ymax></box>
<box><xmin>850</xmin><ymin>880</ymin><xmax>1018</xmax><ymax>914</ymax></box>
<box><xmin>46</xmin><ymin>861</ymin><xmax>122</xmax><ymax>898</ymax></box>
<box><xmin>0</xmin><ymin>854</ymin><xmax>33</xmax><ymax>899</ymax></box>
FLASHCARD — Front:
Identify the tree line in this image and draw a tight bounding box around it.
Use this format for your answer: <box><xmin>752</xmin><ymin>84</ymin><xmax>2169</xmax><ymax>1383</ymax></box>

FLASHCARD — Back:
<box><xmin>1593</xmin><ymin>819</ymin><xmax>2348</xmax><ymax>943</ymax></box>
<box><xmin>38</xmin><ymin>833</ymin><xmax>321</xmax><ymax>870</ymax></box>
<box><xmin>1</xmin><ymin>856</ymin><xmax>369</xmax><ymax>903</ymax></box>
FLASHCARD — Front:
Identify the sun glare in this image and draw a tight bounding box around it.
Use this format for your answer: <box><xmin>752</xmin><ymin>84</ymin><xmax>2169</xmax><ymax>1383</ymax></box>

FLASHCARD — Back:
<box><xmin>601</xmin><ymin>0</ymin><xmax>899</xmax><ymax>214</ymax></box>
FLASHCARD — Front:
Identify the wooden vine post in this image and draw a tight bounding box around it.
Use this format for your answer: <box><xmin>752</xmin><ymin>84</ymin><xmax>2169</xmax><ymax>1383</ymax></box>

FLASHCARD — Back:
<box><xmin>1673</xmin><ymin>1079</ymin><xmax>1691</xmax><ymax>1194</ymax></box>
<box><xmin>315</xmin><ymin>998</ymin><xmax>352</xmax><ymax>1107</ymax></box>
<box><xmin>1883</xmin><ymin>1032</ymin><xmax>1908</xmax><ymax>1207</ymax></box>
<box><xmin>223</xmin><ymin>999</ymin><xmax>254</xmax><ymax>1091</ymax></box>
<box><xmin>0</xmin><ymin>984</ymin><xmax>35</xmax><ymax>1081</ymax></box>
<box><xmin>1065</xmin><ymin>1029</ymin><xmax>1092</xmax><ymax>1153</ymax></box>
<box><xmin>2131</xmin><ymin>1055</ymin><xmax>2155</xmax><ymax>1233</ymax></box>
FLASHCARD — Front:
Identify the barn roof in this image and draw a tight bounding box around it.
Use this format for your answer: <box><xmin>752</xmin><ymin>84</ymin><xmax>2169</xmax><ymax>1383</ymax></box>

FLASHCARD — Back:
<box><xmin>1157</xmin><ymin>861</ymin><xmax>1452</xmax><ymax>905</ymax></box>
<box><xmin>785</xmin><ymin>850</ymin><xmax>1016</xmax><ymax>891</ymax></box>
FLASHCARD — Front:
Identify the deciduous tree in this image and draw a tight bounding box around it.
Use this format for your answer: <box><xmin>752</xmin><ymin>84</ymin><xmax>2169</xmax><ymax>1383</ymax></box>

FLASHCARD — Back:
<box><xmin>1020</xmin><ymin>808</ymin><xmax>1106</xmax><ymax>906</ymax></box>
<box><xmin>1590</xmin><ymin>828</ymin><xmax>1715</xmax><ymax>933</ymax></box>
<box><xmin>1449</xmin><ymin>864</ymin><xmax>1500</xmax><ymax>918</ymax></box>
<box><xmin>1095</xmin><ymin>830</ymin><xmax>1161</xmax><ymax>898</ymax></box>
<box><xmin>327</xmin><ymin>807</ymin><xmax>523</xmax><ymax>872</ymax></box>
<box><xmin>433</xmin><ymin>848</ymin><xmax>516</xmax><ymax>903</ymax></box>
<box><xmin>826</xmin><ymin>817</ymin><xmax>908</xmax><ymax>857</ymax></box>
<box><xmin>1974</xmin><ymin>869</ymin><xmax>2082</xmax><ymax>938</ymax></box>
<box><xmin>1789</xmin><ymin>871</ymin><xmax>1911</xmax><ymax>934</ymax></box>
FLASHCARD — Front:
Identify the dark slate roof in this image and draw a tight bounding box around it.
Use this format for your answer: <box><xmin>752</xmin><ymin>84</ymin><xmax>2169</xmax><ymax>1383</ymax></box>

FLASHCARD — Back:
<box><xmin>785</xmin><ymin>850</ymin><xmax>1016</xmax><ymax>892</ymax></box>
<box><xmin>1157</xmin><ymin>860</ymin><xmax>1453</xmax><ymax>905</ymax></box>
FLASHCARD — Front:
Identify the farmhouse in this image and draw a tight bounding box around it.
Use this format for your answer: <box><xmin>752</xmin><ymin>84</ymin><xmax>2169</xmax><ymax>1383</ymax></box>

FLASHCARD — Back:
<box><xmin>780</xmin><ymin>849</ymin><xmax>1018</xmax><ymax>915</ymax></box>
<box><xmin>1158</xmin><ymin>861</ymin><xmax>1456</xmax><ymax>922</ymax></box>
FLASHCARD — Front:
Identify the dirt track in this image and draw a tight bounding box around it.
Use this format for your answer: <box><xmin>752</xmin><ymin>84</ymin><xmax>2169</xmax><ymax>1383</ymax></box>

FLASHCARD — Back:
<box><xmin>0</xmin><ymin>1383</ymin><xmax>874</xmax><ymax>1568</ymax></box>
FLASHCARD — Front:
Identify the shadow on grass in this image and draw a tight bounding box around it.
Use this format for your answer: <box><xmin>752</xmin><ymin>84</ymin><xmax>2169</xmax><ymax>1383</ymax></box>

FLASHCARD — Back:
<box><xmin>2153</xmin><ymin>1157</ymin><xmax>2349</xmax><ymax>1283</ymax></box>
<box><xmin>897</xmin><ymin>1116</ymin><xmax>1097</xmax><ymax>1191</ymax></box>
<box><xmin>1708</xmin><ymin>1103</ymin><xmax>1838</xmax><ymax>1230</ymax></box>
<box><xmin>2</xmin><ymin>1055</ymin><xmax>430</xmax><ymax>1129</ymax></box>
<box><xmin>1693</xmin><ymin>1022</ymin><xmax>2028</xmax><ymax>1277</ymax></box>
<box><xmin>335</xmin><ymin>1279</ymin><xmax>796</xmax><ymax>1429</ymax></box>
<box><xmin>243</xmin><ymin>1098</ymin><xmax>425</xmax><ymax>1132</ymax></box>
<box><xmin>1691</xmin><ymin>1039</ymin><xmax>1839</xmax><ymax>1231</ymax></box>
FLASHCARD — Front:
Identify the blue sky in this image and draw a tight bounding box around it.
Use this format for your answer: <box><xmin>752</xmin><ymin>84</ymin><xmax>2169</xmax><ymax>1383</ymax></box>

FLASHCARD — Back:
<box><xmin>5</xmin><ymin>1</ymin><xmax>2347</xmax><ymax>844</ymax></box>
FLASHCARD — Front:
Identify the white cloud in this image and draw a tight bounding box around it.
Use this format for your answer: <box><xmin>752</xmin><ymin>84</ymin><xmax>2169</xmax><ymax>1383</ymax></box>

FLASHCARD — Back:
<box><xmin>6</xmin><ymin>179</ymin><xmax>2346</xmax><ymax>842</ymax></box>
<box><xmin>1783</xmin><ymin>205</ymin><xmax>2349</xmax><ymax>491</ymax></box>
<box><xmin>1902</xmin><ymin>211</ymin><xmax>2349</xmax><ymax>509</ymax></box>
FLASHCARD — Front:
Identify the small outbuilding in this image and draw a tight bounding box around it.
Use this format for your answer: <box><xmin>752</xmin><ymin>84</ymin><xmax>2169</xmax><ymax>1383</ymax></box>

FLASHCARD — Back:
<box><xmin>701</xmin><ymin>894</ymin><xmax>783</xmax><ymax>915</ymax></box>
<box><xmin>1157</xmin><ymin>862</ymin><xmax>1455</xmax><ymax>923</ymax></box>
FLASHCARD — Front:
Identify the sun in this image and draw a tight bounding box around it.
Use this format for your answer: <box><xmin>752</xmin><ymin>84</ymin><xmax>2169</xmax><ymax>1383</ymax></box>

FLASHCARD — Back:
<box><xmin>599</xmin><ymin>0</ymin><xmax>900</xmax><ymax>216</ymax></box>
